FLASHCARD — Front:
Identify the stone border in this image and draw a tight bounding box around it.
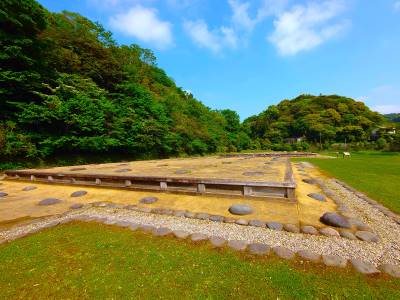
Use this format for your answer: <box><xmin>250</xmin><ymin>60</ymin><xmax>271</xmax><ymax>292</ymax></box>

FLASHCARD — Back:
<box><xmin>0</xmin><ymin>210</ymin><xmax>398</xmax><ymax>278</ymax></box>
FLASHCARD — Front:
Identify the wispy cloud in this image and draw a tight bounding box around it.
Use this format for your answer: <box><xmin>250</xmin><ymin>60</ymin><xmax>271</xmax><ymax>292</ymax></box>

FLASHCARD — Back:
<box><xmin>109</xmin><ymin>5</ymin><xmax>173</xmax><ymax>49</ymax></box>
<box><xmin>394</xmin><ymin>1</ymin><xmax>400</xmax><ymax>12</ymax></box>
<box><xmin>183</xmin><ymin>20</ymin><xmax>237</xmax><ymax>53</ymax></box>
<box><xmin>268</xmin><ymin>0</ymin><xmax>349</xmax><ymax>56</ymax></box>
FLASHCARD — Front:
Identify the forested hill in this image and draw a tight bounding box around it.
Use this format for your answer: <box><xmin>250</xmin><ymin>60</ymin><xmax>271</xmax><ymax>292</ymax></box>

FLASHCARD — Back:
<box><xmin>385</xmin><ymin>114</ymin><xmax>400</xmax><ymax>123</ymax></box>
<box><xmin>0</xmin><ymin>0</ymin><xmax>249</xmax><ymax>162</ymax></box>
<box><xmin>243</xmin><ymin>95</ymin><xmax>385</xmax><ymax>149</ymax></box>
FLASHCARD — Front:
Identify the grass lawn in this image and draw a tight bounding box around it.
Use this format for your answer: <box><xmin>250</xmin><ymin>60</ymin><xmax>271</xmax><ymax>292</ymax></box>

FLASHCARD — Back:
<box><xmin>1</xmin><ymin>222</ymin><xmax>399</xmax><ymax>299</ymax></box>
<box><xmin>294</xmin><ymin>151</ymin><xmax>400</xmax><ymax>214</ymax></box>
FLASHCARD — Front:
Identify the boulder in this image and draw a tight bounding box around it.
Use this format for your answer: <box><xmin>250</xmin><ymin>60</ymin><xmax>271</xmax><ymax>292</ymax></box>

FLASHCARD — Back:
<box><xmin>228</xmin><ymin>204</ymin><xmax>253</xmax><ymax>215</ymax></box>
<box><xmin>307</xmin><ymin>193</ymin><xmax>326</xmax><ymax>202</ymax></box>
<box><xmin>301</xmin><ymin>226</ymin><xmax>319</xmax><ymax>235</ymax></box>
<box><xmin>139</xmin><ymin>196</ymin><xmax>158</xmax><ymax>204</ymax></box>
<box><xmin>350</xmin><ymin>259</ymin><xmax>380</xmax><ymax>275</ymax></box>
<box><xmin>322</xmin><ymin>255</ymin><xmax>347</xmax><ymax>268</ymax></box>
<box><xmin>267</xmin><ymin>222</ymin><xmax>283</xmax><ymax>231</ymax></box>
<box><xmin>320</xmin><ymin>212</ymin><xmax>351</xmax><ymax>228</ymax></box>
<box><xmin>38</xmin><ymin>198</ymin><xmax>62</xmax><ymax>206</ymax></box>
<box><xmin>22</xmin><ymin>186</ymin><xmax>37</xmax><ymax>191</ymax></box>
<box><xmin>283</xmin><ymin>224</ymin><xmax>300</xmax><ymax>233</ymax></box>
<box><xmin>71</xmin><ymin>190</ymin><xmax>87</xmax><ymax>197</ymax></box>
<box><xmin>248</xmin><ymin>243</ymin><xmax>270</xmax><ymax>256</ymax></box>
<box><xmin>355</xmin><ymin>231</ymin><xmax>380</xmax><ymax>243</ymax></box>
<box><xmin>273</xmin><ymin>246</ymin><xmax>295</xmax><ymax>259</ymax></box>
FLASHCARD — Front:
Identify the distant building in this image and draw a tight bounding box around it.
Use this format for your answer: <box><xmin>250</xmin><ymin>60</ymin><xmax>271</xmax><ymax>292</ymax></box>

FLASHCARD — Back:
<box><xmin>371</xmin><ymin>126</ymin><xmax>396</xmax><ymax>140</ymax></box>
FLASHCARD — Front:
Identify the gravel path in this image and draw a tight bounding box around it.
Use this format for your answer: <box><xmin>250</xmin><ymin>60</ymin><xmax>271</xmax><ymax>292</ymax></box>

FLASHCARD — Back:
<box><xmin>1</xmin><ymin>177</ymin><xmax>399</xmax><ymax>268</ymax></box>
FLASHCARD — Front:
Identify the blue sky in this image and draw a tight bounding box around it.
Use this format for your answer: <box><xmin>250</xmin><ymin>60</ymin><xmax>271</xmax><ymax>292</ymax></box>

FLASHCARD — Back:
<box><xmin>38</xmin><ymin>0</ymin><xmax>400</xmax><ymax>119</ymax></box>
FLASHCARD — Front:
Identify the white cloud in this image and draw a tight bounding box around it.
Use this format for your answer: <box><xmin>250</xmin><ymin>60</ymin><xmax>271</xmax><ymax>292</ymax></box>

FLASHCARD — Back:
<box><xmin>228</xmin><ymin>0</ymin><xmax>257</xmax><ymax>31</ymax></box>
<box><xmin>183</xmin><ymin>20</ymin><xmax>238</xmax><ymax>53</ymax></box>
<box><xmin>109</xmin><ymin>5</ymin><xmax>173</xmax><ymax>49</ymax></box>
<box><xmin>360</xmin><ymin>85</ymin><xmax>400</xmax><ymax>114</ymax></box>
<box><xmin>394</xmin><ymin>1</ymin><xmax>400</xmax><ymax>12</ymax></box>
<box><xmin>268</xmin><ymin>0</ymin><xmax>349</xmax><ymax>56</ymax></box>
<box><xmin>257</xmin><ymin>0</ymin><xmax>289</xmax><ymax>20</ymax></box>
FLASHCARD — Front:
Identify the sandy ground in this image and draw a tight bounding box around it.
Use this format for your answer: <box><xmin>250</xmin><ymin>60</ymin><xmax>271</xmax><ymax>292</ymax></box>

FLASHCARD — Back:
<box><xmin>19</xmin><ymin>156</ymin><xmax>288</xmax><ymax>183</ymax></box>
<box><xmin>0</xmin><ymin>159</ymin><xmax>337</xmax><ymax>229</ymax></box>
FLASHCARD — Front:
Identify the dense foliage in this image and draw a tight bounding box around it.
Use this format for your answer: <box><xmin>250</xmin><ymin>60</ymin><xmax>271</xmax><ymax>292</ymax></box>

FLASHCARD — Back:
<box><xmin>0</xmin><ymin>0</ymin><xmax>398</xmax><ymax>168</ymax></box>
<box><xmin>0</xmin><ymin>0</ymin><xmax>251</xmax><ymax>165</ymax></box>
<box><xmin>385</xmin><ymin>113</ymin><xmax>400</xmax><ymax>123</ymax></box>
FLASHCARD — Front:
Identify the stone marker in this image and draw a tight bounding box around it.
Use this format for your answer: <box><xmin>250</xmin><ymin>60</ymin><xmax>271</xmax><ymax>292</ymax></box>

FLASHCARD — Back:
<box><xmin>350</xmin><ymin>259</ymin><xmax>380</xmax><ymax>275</ymax></box>
<box><xmin>140</xmin><ymin>196</ymin><xmax>158</xmax><ymax>204</ymax></box>
<box><xmin>173</xmin><ymin>230</ymin><xmax>190</xmax><ymax>239</ymax></box>
<box><xmin>153</xmin><ymin>227</ymin><xmax>172</xmax><ymax>236</ymax></box>
<box><xmin>0</xmin><ymin>192</ymin><xmax>8</xmax><ymax>197</ymax></box>
<box><xmin>283</xmin><ymin>224</ymin><xmax>300</xmax><ymax>233</ymax></box>
<box><xmin>248</xmin><ymin>243</ymin><xmax>270</xmax><ymax>256</ymax></box>
<box><xmin>38</xmin><ymin>198</ymin><xmax>62</xmax><ymax>206</ymax></box>
<box><xmin>70</xmin><ymin>203</ymin><xmax>84</xmax><ymax>209</ymax></box>
<box><xmin>355</xmin><ymin>231</ymin><xmax>380</xmax><ymax>242</ymax></box>
<box><xmin>22</xmin><ymin>186</ymin><xmax>37</xmax><ymax>191</ymax></box>
<box><xmin>297</xmin><ymin>250</ymin><xmax>321</xmax><ymax>262</ymax></box>
<box><xmin>191</xmin><ymin>233</ymin><xmax>208</xmax><ymax>242</ymax></box>
<box><xmin>301</xmin><ymin>226</ymin><xmax>319</xmax><ymax>235</ymax></box>
<box><xmin>307</xmin><ymin>193</ymin><xmax>326</xmax><ymax>202</ymax></box>
<box><xmin>379</xmin><ymin>264</ymin><xmax>400</xmax><ymax>278</ymax></box>
<box><xmin>273</xmin><ymin>246</ymin><xmax>295</xmax><ymax>259</ymax></box>
<box><xmin>320</xmin><ymin>212</ymin><xmax>351</xmax><ymax>228</ymax></box>
<box><xmin>228</xmin><ymin>204</ymin><xmax>253</xmax><ymax>215</ymax></box>
<box><xmin>209</xmin><ymin>236</ymin><xmax>226</xmax><ymax>247</ymax></box>
<box><xmin>319</xmin><ymin>227</ymin><xmax>340</xmax><ymax>237</ymax></box>
<box><xmin>227</xmin><ymin>240</ymin><xmax>247</xmax><ymax>251</ymax></box>
<box><xmin>322</xmin><ymin>255</ymin><xmax>347</xmax><ymax>268</ymax></box>
<box><xmin>339</xmin><ymin>231</ymin><xmax>357</xmax><ymax>240</ymax></box>
<box><xmin>71</xmin><ymin>190</ymin><xmax>87</xmax><ymax>197</ymax></box>
<box><xmin>267</xmin><ymin>222</ymin><xmax>283</xmax><ymax>231</ymax></box>
<box><xmin>249</xmin><ymin>219</ymin><xmax>266</xmax><ymax>227</ymax></box>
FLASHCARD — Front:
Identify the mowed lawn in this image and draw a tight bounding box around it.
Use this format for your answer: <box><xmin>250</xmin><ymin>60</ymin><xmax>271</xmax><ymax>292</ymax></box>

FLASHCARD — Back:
<box><xmin>0</xmin><ymin>222</ymin><xmax>399</xmax><ymax>300</ymax></box>
<box><xmin>295</xmin><ymin>152</ymin><xmax>400</xmax><ymax>214</ymax></box>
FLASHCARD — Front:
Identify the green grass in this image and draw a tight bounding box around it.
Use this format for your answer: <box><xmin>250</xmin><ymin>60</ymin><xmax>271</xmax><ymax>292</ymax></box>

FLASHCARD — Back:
<box><xmin>293</xmin><ymin>151</ymin><xmax>400</xmax><ymax>214</ymax></box>
<box><xmin>1</xmin><ymin>222</ymin><xmax>399</xmax><ymax>299</ymax></box>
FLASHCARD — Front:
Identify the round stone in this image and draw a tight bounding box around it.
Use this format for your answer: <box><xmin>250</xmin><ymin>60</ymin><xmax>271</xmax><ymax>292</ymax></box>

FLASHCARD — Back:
<box><xmin>379</xmin><ymin>264</ymin><xmax>400</xmax><ymax>278</ymax></box>
<box><xmin>173</xmin><ymin>230</ymin><xmax>190</xmax><ymax>239</ymax></box>
<box><xmin>283</xmin><ymin>224</ymin><xmax>300</xmax><ymax>233</ymax></box>
<box><xmin>307</xmin><ymin>193</ymin><xmax>326</xmax><ymax>202</ymax></box>
<box><xmin>209</xmin><ymin>215</ymin><xmax>224</xmax><ymax>222</ymax></box>
<box><xmin>235</xmin><ymin>218</ymin><xmax>249</xmax><ymax>225</ymax></box>
<box><xmin>22</xmin><ymin>186</ymin><xmax>37</xmax><ymax>191</ymax></box>
<box><xmin>195</xmin><ymin>213</ymin><xmax>210</xmax><ymax>220</ymax></box>
<box><xmin>302</xmin><ymin>178</ymin><xmax>316</xmax><ymax>185</ymax></box>
<box><xmin>301</xmin><ymin>226</ymin><xmax>319</xmax><ymax>235</ymax></box>
<box><xmin>267</xmin><ymin>222</ymin><xmax>283</xmax><ymax>231</ymax></box>
<box><xmin>38</xmin><ymin>198</ymin><xmax>62</xmax><ymax>206</ymax></box>
<box><xmin>175</xmin><ymin>169</ymin><xmax>190</xmax><ymax>174</ymax></box>
<box><xmin>153</xmin><ymin>227</ymin><xmax>172</xmax><ymax>237</ymax></box>
<box><xmin>70</xmin><ymin>190</ymin><xmax>87</xmax><ymax>197</ymax></box>
<box><xmin>273</xmin><ymin>246</ymin><xmax>295</xmax><ymax>259</ymax></box>
<box><xmin>191</xmin><ymin>233</ymin><xmax>208</xmax><ymax>242</ymax></box>
<box><xmin>350</xmin><ymin>259</ymin><xmax>380</xmax><ymax>275</ymax></box>
<box><xmin>339</xmin><ymin>231</ymin><xmax>357</xmax><ymax>240</ymax></box>
<box><xmin>320</xmin><ymin>212</ymin><xmax>351</xmax><ymax>228</ymax></box>
<box><xmin>228</xmin><ymin>204</ymin><xmax>253</xmax><ymax>215</ymax></box>
<box><xmin>319</xmin><ymin>227</ymin><xmax>340</xmax><ymax>237</ymax></box>
<box><xmin>115</xmin><ymin>168</ymin><xmax>132</xmax><ymax>173</ymax></box>
<box><xmin>248</xmin><ymin>219</ymin><xmax>266</xmax><ymax>227</ymax></box>
<box><xmin>322</xmin><ymin>255</ymin><xmax>347</xmax><ymax>268</ymax></box>
<box><xmin>0</xmin><ymin>192</ymin><xmax>8</xmax><ymax>197</ymax></box>
<box><xmin>139</xmin><ymin>196</ymin><xmax>158</xmax><ymax>204</ymax></box>
<box><xmin>227</xmin><ymin>240</ymin><xmax>247</xmax><ymax>251</ymax></box>
<box><xmin>248</xmin><ymin>243</ymin><xmax>270</xmax><ymax>256</ymax></box>
<box><xmin>355</xmin><ymin>231</ymin><xmax>380</xmax><ymax>242</ymax></box>
<box><xmin>297</xmin><ymin>250</ymin><xmax>321</xmax><ymax>262</ymax></box>
<box><xmin>242</xmin><ymin>171</ymin><xmax>264</xmax><ymax>176</ymax></box>
<box><xmin>209</xmin><ymin>236</ymin><xmax>226</xmax><ymax>247</ymax></box>
<box><xmin>70</xmin><ymin>203</ymin><xmax>84</xmax><ymax>209</ymax></box>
